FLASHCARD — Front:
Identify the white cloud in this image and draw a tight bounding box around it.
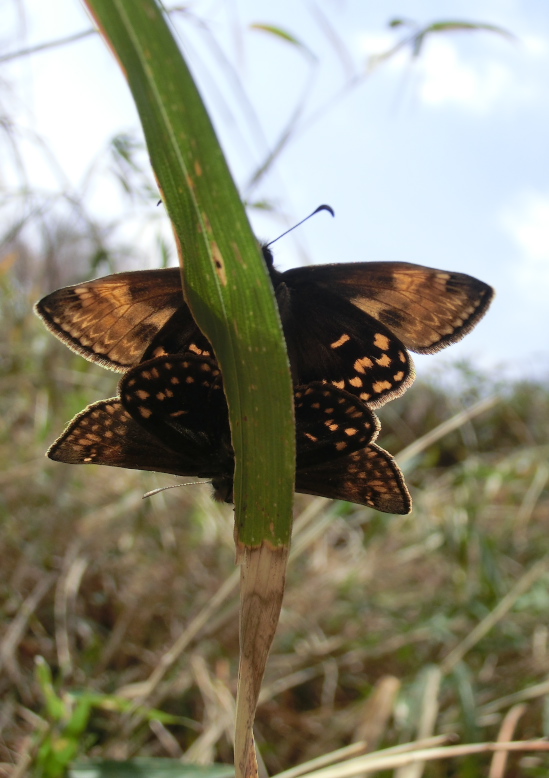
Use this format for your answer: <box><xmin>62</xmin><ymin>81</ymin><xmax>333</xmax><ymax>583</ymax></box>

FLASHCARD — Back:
<box><xmin>521</xmin><ymin>33</ymin><xmax>549</xmax><ymax>58</ymax></box>
<box><xmin>417</xmin><ymin>39</ymin><xmax>511</xmax><ymax>112</ymax></box>
<box><xmin>501</xmin><ymin>191</ymin><xmax>549</xmax><ymax>296</ymax></box>
<box><xmin>358</xmin><ymin>29</ymin><xmax>548</xmax><ymax>115</ymax></box>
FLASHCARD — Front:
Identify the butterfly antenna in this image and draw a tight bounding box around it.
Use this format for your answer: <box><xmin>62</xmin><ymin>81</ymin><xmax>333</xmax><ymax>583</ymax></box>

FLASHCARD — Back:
<box><xmin>266</xmin><ymin>204</ymin><xmax>334</xmax><ymax>247</ymax></box>
<box><xmin>142</xmin><ymin>482</ymin><xmax>202</xmax><ymax>499</ymax></box>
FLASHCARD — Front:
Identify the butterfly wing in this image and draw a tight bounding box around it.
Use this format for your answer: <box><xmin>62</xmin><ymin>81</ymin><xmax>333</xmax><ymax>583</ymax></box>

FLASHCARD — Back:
<box><xmin>34</xmin><ymin>250</ymin><xmax>275</xmax><ymax>371</ymax></box>
<box><xmin>48</xmin><ymin>357</ymin><xmax>410</xmax><ymax>510</ymax></box>
<box><xmin>47</xmin><ymin>398</ymin><xmax>218</xmax><ymax>477</ymax></box>
<box><xmin>282</xmin><ymin>261</ymin><xmax>494</xmax><ymax>354</ymax></box>
<box><xmin>119</xmin><ymin>354</ymin><xmax>232</xmax><ymax>466</ymax></box>
<box><xmin>275</xmin><ymin>280</ymin><xmax>414</xmax><ymax>409</ymax></box>
<box><xmin>141</xmin><ymin>306</ymin><xmax>213</xmax><ymax>362</ymax></box>
<box><xmin>34</xmin><ymin>269</ymin><xmax>205</xmax><ymax>371</ymax></box>
<box><xmin>36</xmin><ymin>256</ymin><xmax>493</xmax><ymax>414</ymax></box>
<box><xmin>295</xmin><ymin>443</ymin><xmax>411</xmax><ymax>515</ymax></box>
<box><xmin>294</xmin><ymin>383</ymin><xmax>380</xmax><ymax>467</ymax></box>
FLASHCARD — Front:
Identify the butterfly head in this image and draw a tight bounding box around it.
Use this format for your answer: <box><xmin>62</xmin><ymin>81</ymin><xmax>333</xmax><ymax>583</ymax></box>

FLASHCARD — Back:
<box><xmin>261</xmin><ymin>243</ymin><xmax>276</xmax><ymax>271</ymax></box>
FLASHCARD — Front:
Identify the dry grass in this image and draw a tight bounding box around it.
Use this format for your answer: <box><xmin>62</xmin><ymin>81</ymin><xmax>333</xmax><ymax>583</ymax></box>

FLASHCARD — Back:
<box><xmin>2</xmin><ymin>271</ymin><xmax>549</xmax><ymax>777</ymax></box>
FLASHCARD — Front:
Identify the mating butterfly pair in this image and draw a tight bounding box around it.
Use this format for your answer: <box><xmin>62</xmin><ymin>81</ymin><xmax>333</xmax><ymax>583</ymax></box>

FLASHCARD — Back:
<box><xmin>36</xmin><ymin>246</ymin><xmax>493</xmax><ymax>512</ymax></box>
<box><xmin>48</xmin><ymin>353</ymin><xmax>411</xmax><ymax>514</ymax></box>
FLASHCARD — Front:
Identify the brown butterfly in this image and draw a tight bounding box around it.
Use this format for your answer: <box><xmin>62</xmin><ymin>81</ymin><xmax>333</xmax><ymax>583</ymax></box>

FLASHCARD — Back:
<box><xmin>48</xmin><ymin>354</ymin><xmax>411</xmax><ymax>514</ymax></box>
<box><xmin>35</xmin><ymin>250</ymin><xmax>494</xmax><ymax>409</ymax></box>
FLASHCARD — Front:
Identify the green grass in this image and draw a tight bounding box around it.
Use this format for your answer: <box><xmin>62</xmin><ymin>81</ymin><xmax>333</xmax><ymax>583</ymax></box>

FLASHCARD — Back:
<box><xmin>2</xmin><ymin>271</ymin><xmax>549</xmax><ymax>776</ymax></box>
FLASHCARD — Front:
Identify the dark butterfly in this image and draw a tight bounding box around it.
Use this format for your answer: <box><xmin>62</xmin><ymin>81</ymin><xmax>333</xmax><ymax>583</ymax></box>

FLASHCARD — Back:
<box><xmin>48</xmin><ymin>353</ymin><xmax>411</xmax><ymax>514</ymax></box>
<box><xmin>35</xmin><ymin>250</ymin><xmax>494</xmax><ymax>409</ymax></box>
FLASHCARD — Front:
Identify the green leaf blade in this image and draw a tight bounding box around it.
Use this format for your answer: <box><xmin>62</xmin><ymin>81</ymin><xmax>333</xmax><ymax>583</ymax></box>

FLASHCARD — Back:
<box><xmin>84</xmin><ymin>0</ymin><xmax>295</xmax><ymax>546</ymax></box>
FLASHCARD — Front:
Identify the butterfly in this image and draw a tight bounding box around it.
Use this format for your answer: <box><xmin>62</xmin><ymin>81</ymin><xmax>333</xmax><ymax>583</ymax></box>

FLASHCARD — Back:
<box><xmin>48</xmin><ymin>353</ymin><xmax>411</xmax><ymax>514</ymax></box>
<box><xmin>35</xmin><ymin>249</ymin><xmax>494</xmax><ymax>409</ymax></box>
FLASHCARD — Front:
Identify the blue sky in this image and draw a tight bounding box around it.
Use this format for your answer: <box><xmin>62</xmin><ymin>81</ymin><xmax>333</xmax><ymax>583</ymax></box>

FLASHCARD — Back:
<box><xmin>5</xmin><ymin>0</ymin><xmax>549</xmax><ymax>383</ymax></box>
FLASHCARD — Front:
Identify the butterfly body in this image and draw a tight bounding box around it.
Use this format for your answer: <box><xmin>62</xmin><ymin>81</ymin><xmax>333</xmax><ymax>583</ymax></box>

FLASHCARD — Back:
<box><xmin>35</xmin><ymin>250</ymin><xmax>493</xmax><ymax>408</ymax></box>
<box><xmin>48</xmin><ymin>354</ymin><xmax>411</xmax><ymax>513</ymax></box>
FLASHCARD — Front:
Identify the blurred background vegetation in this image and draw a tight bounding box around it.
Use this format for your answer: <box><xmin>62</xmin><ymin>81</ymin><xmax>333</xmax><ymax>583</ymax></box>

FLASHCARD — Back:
<box><xmin>2</xmin><ymin>3</ymin><xmax>549</xmax><ymax>777</ymax></box>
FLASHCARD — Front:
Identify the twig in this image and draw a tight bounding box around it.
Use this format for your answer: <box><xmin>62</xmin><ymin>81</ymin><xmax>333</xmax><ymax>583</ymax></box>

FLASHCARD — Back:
<box><xmin>479</xmin><ymin>679</ymin><xmax>549</xmax><ymax>716</ymax></box>
<box><xmin>294</xmin><ymin>740</ymin><xmax>549</xmax><ymax>778</ymax></box>
<box><xmin>275</xmin><ymin>742</ymin><xmax>369</xmax><ymax>778</ymax></box>
<box><xmin>0</xmin><ymin>29</ymin><xmax>96</xmax><ymax>64</ymax></box>
<box><xmin>489</xmin><ymin>704</ymin><xmax>527</xmax><ymax>778</ymax></box>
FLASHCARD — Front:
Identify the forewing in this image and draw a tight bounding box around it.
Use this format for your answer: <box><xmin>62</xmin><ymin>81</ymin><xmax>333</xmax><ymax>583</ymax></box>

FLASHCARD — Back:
<box><xmin>34</xmin><ymin>268</ymin><xmax>200</xmax><ymax>371</ymax></box>
<box><xmin>294</xmin><ymin>383</ymin><xmax>379</xmax><ymax>468</ymax></box>
<box><xmin>284</xmin><ymin>261</ymin><xmax>494</xmax><ymax>354</ymax></box>
<box><xmin>276</xmin><ymin>282</ymin><xmax>414</xmax><ymax>409</ymax></box>
<box><xmin>296</xmin><ymin>443</ymin><xmax>411</xmax><ymax>514</ymax></box>
<box><xmin>47</xmin><ymin>399</ymin><xmax>213</xmax><ymax>477</ymax></box>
